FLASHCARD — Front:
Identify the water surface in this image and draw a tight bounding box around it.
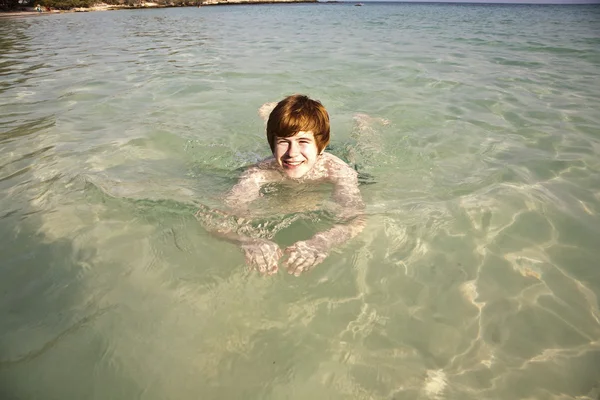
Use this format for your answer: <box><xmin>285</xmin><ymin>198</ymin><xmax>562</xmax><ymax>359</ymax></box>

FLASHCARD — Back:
<box><xmin>1</xmin><ymin>3</ymin><xmax>600</xmax><ymax>399</ymax></box>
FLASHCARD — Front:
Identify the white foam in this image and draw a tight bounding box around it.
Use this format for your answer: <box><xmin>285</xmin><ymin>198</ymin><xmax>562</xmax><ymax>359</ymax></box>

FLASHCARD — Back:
<box><xmin>423</xmin><ymin>369</ymin><xmax>447</xmax><ymax>398</ymax></box>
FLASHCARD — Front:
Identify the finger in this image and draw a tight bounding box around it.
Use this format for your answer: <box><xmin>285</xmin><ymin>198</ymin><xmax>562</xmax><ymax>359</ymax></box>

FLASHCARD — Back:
<box><xmin>287</xmin><ymin>255</ymin><xmax>303</xmax><ymax>274</ymax></box>
<box><xmin>292</xmin><ymin>264</ymin><xmax>304</xmax><ymax>277</ymax></box>
<box><xmin>293</xmin><ymin>256</ymin><xmax>315</xmax><ymax>277</ymax></box>
<box><xmin>304</xmin><ymin>254</ymin><xmax>326</xmax><ymax>273</ymax></box>
<box><xmin>315</xmin><ymin>253</ymin><xmax>326</xmax><ymax>266</ymax></box>
<box><xmin>252</xmin><ymin>250</ymin><xmax>267</xmax><ymax>274</ymax></box>
<box><xmin>290</xmin><ymin>252</ymin><xmax>315</xmax><ymax>276</ymax></box>
<box><xmin>285</xmin><ymin>251</ymin><xmax>300</xmax><ymax>273</ymax></box>
<box><xmin>284</xmin><ymin>245</ymin><xmax>295</xmax><ymax>256</ymax></box>
<box><xmin>267</xmin><ymin>264</ymin><xmax>278</xmax><ymax>275</ymax></box>
<box><xmin>257</xmin><ymin>257</ymin><xmax>268</xmax><ymax>274</ymax></box>
<box><xmin>257</xmin><ymin>245</ymin><xmax>274</xmax><ymax>275</ymax></box>
<box><xmin>270</xmin><ymin>245</ymin><xmax>282</xmax><ymax>263</ymax></box>
<box><xmin>267</xmin><ymin>251</ymin><xmax>279</xmax><ymax>275</ymax></box>
<box><xmin>303</xmin><ymin>251</ymin><xmax>323</xmax><ymax>271</ymax></box>
<box><xmin>243</xmin><ymin>249</ymin><xmax>252</xmax><ymax>263</ymax></box>
<box><xmin>246</xmin><ymin>252</ymin><xmax>259</xmax><ymax>272</ymax></box>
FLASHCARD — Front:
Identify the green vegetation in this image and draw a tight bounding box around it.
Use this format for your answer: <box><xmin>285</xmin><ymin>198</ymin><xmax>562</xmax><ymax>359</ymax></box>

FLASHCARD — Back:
<box><xmin>39</xmin><ymin>0</ymin><xmax>94</xmax><ymax>9</ymax></box>
<box><xmin>1</xmin><ymin>0</ymin><xmax>200</xmax><ymax>11</ymax></box>
<box><xmin>1</xmin><ymin>0</ymin><xmax>312</xmax><ymax>11</ymax></box>
<box><xmin>1</xmin><ymin>0</ymin><xmax>32</xmax><ymax>11</ymax></box>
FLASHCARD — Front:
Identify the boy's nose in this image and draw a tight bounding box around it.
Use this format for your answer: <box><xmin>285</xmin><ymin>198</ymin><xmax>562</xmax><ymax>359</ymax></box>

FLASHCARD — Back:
<box><xmin>287</xmin><ymin>142</ymin><xmax>300</xmax><ymax>157</ymax></box>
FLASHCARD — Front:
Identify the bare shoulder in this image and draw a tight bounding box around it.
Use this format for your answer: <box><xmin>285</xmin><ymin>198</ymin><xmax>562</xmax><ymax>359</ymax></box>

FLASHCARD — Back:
<box><xmin>321</xmin><ymin>152</ymin><xmax>358</xmax><ymax>182</ymax></box>
<box><xmin>321</xmin><ymin>152</ymin><xmax>364</xmax><ymax>211</ymax></box>
<box><xmin>224</xmin><ymin>159</ymin><xmax>279</xmax><ymax>210</ymax></box>
<box><xmin>248</xmin><ymin>157</ymin><xmax>281</xmax><ymax>182</ymax></box>
<box><xmin>245</xmin><ymin>157</ymin><xmax>282</xmax><ymax>182</ymax></box>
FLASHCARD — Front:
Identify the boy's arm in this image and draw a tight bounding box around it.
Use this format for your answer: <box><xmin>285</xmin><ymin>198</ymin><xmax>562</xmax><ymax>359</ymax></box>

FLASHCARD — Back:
<box><xmin>223</xmin><ymin>168</ymin><xmax>263</xmax><ymax>213</ymax></box>
<box><xmin>196</xmin><ymin>213</ymin><xmax>282</xmax><ymax>275</ymax></box>
<box><xmin>285</xmin><ymin>167</ymin><xmax>366</xmax><ymax>276</ymax></box>
<box><xmin>196</xmin><ymin>168</ymin><xmax>282</xmax><ymax>275</ymax></box>
<box><xmin>258</xmin><ymin>102</ymin><xmax>278</xmax><ymax>122</ymax></box>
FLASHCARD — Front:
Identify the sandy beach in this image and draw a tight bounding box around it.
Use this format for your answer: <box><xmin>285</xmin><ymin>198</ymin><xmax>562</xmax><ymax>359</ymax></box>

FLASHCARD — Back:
<box><xmin>0</xmin><ymin>10</ymin><xmax>51</xmax><ymax>17</ymax></box>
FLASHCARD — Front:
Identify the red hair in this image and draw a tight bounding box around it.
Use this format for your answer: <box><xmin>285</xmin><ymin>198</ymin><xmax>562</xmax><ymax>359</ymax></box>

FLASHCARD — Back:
<box><xmin>266</xmin><ymin>94</ymin><xmax>330</xmax><ymax>153</ymax></box>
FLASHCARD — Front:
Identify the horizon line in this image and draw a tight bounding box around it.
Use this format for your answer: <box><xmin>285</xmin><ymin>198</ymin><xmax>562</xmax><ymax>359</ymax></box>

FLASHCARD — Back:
<box><xmin>321</xmin><ymin>0</ymin><xmax>600</xmax><ymax>4</ymax></box>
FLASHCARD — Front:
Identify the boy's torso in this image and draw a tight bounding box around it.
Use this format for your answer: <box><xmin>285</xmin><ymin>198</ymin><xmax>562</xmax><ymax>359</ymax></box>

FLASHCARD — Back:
<box><xmin>224</xmin><ymin>152</ymin><xmax>360</xmax><ymax>218</ymax></box>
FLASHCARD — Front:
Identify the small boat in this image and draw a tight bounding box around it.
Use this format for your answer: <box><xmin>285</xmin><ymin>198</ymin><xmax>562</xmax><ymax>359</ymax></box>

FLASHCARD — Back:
<box><xmin>354</xmin><ymin>2</ymin><xmax>363</xmax><ymax>6</ymax></box>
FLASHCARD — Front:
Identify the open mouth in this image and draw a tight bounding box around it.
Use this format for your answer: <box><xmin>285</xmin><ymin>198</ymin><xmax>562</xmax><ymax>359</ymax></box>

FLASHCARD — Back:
<box><xmin>283</xmin><ymin>160</ymin><xmax>304</xmax><ymax>168</ymax></box>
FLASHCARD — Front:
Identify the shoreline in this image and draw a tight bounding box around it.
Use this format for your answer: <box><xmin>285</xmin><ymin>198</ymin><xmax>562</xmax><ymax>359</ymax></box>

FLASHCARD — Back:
<box><xmin>0</xmin><ymin>0</ymin><xmax>317</xmax><ymax>18</ymax></box>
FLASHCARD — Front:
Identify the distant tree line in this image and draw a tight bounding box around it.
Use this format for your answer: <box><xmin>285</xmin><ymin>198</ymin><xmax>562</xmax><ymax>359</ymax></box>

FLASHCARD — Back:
<box><xmin>1</xmin><ymin>0</ymin><xmax>202</xmax><ymax>11</ymax></box>
<box><xmin>1</xmin><ymin>0</ymin><xmax>31</xmax><ymax>11</ymax></box>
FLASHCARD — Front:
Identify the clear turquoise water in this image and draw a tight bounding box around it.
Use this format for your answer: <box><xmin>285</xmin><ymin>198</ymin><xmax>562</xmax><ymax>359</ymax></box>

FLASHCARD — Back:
<box><xmin>1</xmin><ymin>3</ymin><xmax>600</xmax><ymax>399</ymax></box>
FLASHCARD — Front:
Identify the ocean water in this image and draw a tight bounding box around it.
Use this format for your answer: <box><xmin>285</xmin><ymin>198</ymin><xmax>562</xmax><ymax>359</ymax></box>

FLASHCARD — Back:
<box><xmin>1</xmin><ymin>3</ymin><xmax>600</xmax><ymax>399</ymax></box>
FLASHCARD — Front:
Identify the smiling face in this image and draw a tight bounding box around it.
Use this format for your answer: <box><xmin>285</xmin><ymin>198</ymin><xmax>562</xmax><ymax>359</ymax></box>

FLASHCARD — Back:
<box><xmin>274</xmin><ymin>130</ymin><xmax>320</xmax><ymax>179</ymax></box>
<box><xmin>266</xmin><ymin>95</ymin><xmax>330</xmax><ymax>172</ymax></box>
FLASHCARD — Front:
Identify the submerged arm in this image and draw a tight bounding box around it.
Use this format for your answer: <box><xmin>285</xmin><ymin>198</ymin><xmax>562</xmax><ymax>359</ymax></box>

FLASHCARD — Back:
<box><xmin>285</xmin><ymin>167</ymin><xmax>366</xmax><ymax>276</ymax></box>
<box><xmin>314</xmin><ymin>172</ymin><xmax>366</xmax><ymax>247</ymax></box>
<box><xmin>258</xmin><ymin>102</ymin><xmax>278</xmax><ymax>122</ymax></box>
<box><xmin>196</xmin><ymin>168</ymin><xmax>282</xmax><ymax>275</ymax></box>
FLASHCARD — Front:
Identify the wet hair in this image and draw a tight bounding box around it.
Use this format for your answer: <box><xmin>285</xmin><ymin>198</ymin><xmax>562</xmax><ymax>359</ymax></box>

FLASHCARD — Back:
<box><xmin>266</xmin><ymin>94</ymin><xmax>330</xmax><ymax>154</ymax></box>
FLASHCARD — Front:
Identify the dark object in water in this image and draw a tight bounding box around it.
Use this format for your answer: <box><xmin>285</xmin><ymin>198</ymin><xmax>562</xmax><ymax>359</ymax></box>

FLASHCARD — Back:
<box><xmin>357</xmin><ymin>169</ymin><xmax>376</xmax><ymax>185</ymax></box>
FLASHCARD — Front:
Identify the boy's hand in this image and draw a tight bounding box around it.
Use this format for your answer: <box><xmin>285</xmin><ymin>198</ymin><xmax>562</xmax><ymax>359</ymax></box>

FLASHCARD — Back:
<box><xmin>284</xmin><ymin>240</ymin><xmax>328</xmax><ymax>277</ymax></box>
<box><xmin>241</xmin><ymin>239</ymin><xmax>282</xmax><ymax>275</ymax></box>
<box><xmin>258</xmin><ymin>102</ymin><xmax>278</xmax><ymax>122</ymax></box>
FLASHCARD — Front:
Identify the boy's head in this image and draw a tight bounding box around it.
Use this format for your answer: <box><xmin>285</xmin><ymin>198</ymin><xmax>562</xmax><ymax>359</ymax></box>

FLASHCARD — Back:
<box><xmin>266</xmin><ymin>94</ymin><xmax>330</xmax><ymax>154</ymax></box>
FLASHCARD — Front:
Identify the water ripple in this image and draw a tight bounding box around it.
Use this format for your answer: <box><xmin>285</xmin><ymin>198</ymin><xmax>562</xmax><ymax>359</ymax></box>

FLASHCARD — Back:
<box><xmin>1</xmin><ymin>4</ymin><xmax>600</xmax><ymax>399</ymax></box>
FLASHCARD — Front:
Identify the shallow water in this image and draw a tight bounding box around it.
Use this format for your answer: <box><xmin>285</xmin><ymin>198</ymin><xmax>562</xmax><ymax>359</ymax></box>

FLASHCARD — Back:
<box><xmin>1</xmin><ymin>3</ymin><xmax>600</xmax><ymax>399</ymax></box>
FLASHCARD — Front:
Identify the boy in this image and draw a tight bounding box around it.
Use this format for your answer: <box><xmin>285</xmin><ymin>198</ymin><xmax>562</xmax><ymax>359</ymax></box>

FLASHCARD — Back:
<box><xmin>200</xmin><ymin>94</ymin><xmax>365</xmax><ymax>276</ymax></box>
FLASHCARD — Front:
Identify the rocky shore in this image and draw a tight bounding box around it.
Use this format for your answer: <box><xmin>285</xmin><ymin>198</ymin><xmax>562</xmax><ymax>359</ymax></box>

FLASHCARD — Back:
<box><xmin>201</xmin><ymin>0</ymin><xmax>316</xmax><ymax>4</ymax></box>
<box><xmin>0</xmin><ymin>0</ymin><xmax>317</xmax><ymax>17</ymax></box>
